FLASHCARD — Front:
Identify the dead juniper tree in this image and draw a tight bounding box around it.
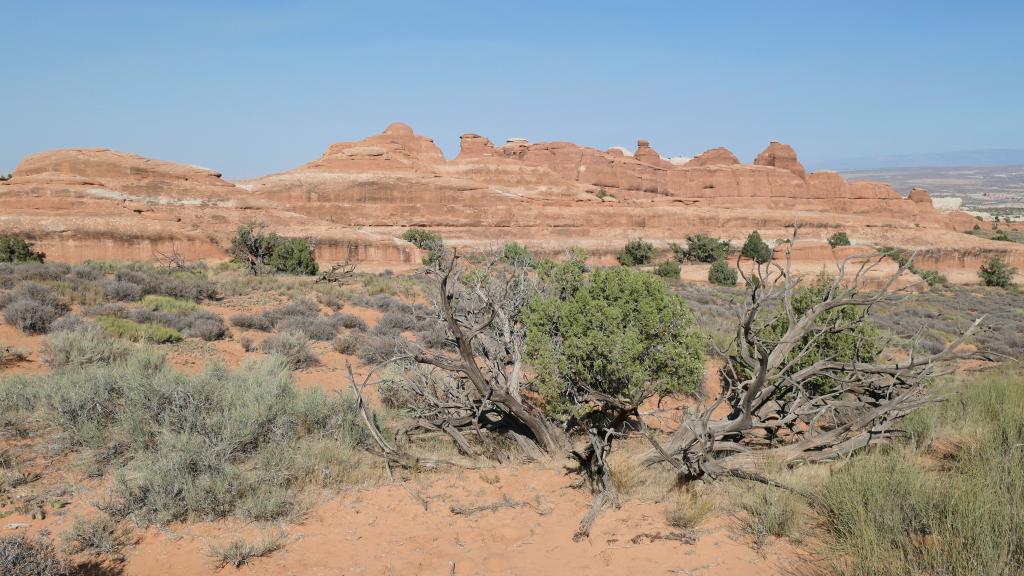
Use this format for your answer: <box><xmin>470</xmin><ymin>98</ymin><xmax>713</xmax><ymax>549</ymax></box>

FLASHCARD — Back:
<box><xmin>643</xmin><ymin>236</ymin><xmax>985</xmax><ymax>486</ymax></box>
<box><xmin>316</xmin><ymin>259</ymin><xmax>357</xmax><ymax>284</ymax></box>
<box><xmin>391</xmin><ymin>249</ymin><xmax>568</xmax><ymax>458</ymax></box>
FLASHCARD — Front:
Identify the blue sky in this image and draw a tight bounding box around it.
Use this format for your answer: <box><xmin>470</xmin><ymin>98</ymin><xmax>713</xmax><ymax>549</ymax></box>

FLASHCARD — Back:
<box><xmin>2</xmin><ymin>1</ymin><xmax>1021</xmax><ymax>178</ymax></box>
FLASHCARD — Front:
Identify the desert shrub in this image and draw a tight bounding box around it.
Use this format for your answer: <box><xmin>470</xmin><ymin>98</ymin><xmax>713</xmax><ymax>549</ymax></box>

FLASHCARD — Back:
<box><xmin>3</xmin><ymin>352</ymin><xmax>370</xmax><ymax>525</ymax></box>
<box><xmin>102</xmin><ymin>280</ymin><xmax>143</xmax><ymax>302</ymax></box>
<box><xmin>993</xmin><ymin>229</ymin><xmax>1012</xmax><ymax>242</ymax></box>
<box><xmin>113</xmin><ymin>264</ymin><xmax>216</xmax><ymax>301</ymax></box>
<box><xmin>230</xmin><ymin>313</ymin><xmax>274</xmax><ymax>331</ymax></box>
<box><xmin>680</xmin><ymin>233</ymin><xmax>730</xmax><ymax>263</ymax></box>
<box><xmin>2</xmin><ymin>299</ymin><xmax>64</xmax><ymax>334</ymax></box>
<box><xmin>708</xmin><ymin>259</ymin><xmax>737</xmax><ymax>286</ymax></box>
<box><xmin>740</xmin><ymin>230</ymin><xmax>771</xmax><ymax>264</ymax></box>
<box><xmin>915</xmin><ymin>268</ymin><xmax>948</xmax><ymax>287</ymax></box>
<box><xmin>140</xmin><ymin>294</ymin><xmax>198</xmax><ymax>314</ymax></box>
<box><xmin>402</xmin><ymin>228</ymin><xmax>444</xmax><ymax>266</ymax></box>
<box><xmin>69</xmin><ymin>264</ymin><xmax>103</xmax><ymax>281</ymax></box>
<box><xmin>276</xmin><ymin>315</ymin><xmax>340</xmax><ymax>342</ymax></box>
<box><xmin>49</xmin><ymin>314</ymin><xmax>86</xmax><ymax>333</ymax></box>
<box><xmin>332</xmin><ymin>332</ymin><xmax>364</xmax><ymax>355</ymax></box>
<box><xmin>183</xmin><ymin>312</ymin><xmax>228</xmax><ymax>341</ymax></box>
<box><xmin>502</xmin><ymin>242</ymin><xmax>534</xmax><ymax>267</ymax></box>
<box><xmin>260</xmin><ymin>332</ymin><xmax>318</xmax><ymax>369</ymax></box>
<box><xmin>0</xmin><ymin>534</ymin><xmax>68</xmax><ymax>576</ymax></box>
<box><xmin>62</xmin><ymin>514</ymin><xmax>132</xmax><ymax>556</ymax></box>
<box><xmin>239</xmin><ymin>336</ymin><xmax>255</xmax><ymax>352</ymax></box>
<box><xmin>524</xmin><ymin>266</ymin><xmax>705</xmax><ymax>417</ymax></box>
<box><xmin>828</xmin><ymin>231</ymin><xmax>851</xmax><ymax>248</ymax></box>
<box><xmin>355</xmin><ymin>333</ymin><xmax>408</xmax><ymax>365</ymax></box>
<box><xmin>654</xmin><ymin>260</ymin><xmax>680</xmax><ymax>279</ymax></box>
<box><xmin>43</xmin><ymin>325</ymin><xmax>130</xmax><ymax>369</ymax></box>
<box><xmin>95</xmin><ymin>316</ymin><xmax>183</xmax><ymax>343</ymax></box>
<box><xmin>616</xmin><ymin>238</ymin><xmax>655</xmax><ymax>266</ymax></box>
<box><xmin>415</xmin><ymin>324</ymin><xmax>449</xmax><ymax>350</ymax></box>
<box><xmin>373</xmin><ymin>310</ymin><xmax>419</xmax><ymax>334</ymax></box>
<box><xmin>0</xmin><ymin>234</ymin><xmax>45</xmax><ymax>264</ymax></box>
<box><xmin>267</xmin><ymin>237</ymin><xmax>319</xmax><ymax>276</ymax></box>
<box><xmin>334</xmin><ymin>312</ymin><xmax>367</xmax><ymax>331</ymax></box>
<box><xmin>979</xmin><ymin>256</ymin><xmax>1016</xmax><ymax>287</ymax></box>
<box><xmin>230</xmin><ymin>223</ymin><xmax>318</xmax><ymax>276</ymax></box>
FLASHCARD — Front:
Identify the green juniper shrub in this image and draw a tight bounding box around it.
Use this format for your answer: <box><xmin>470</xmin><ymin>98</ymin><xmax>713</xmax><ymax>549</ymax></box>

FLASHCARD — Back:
<box><xmin>979</xmin><ymin>256</ymin><xmax>1016</xmax><ymax>287</ymax></box>
<box><xmin>524</xmin><ymin>265</ymin><xmax>705</xmax><ymax>418</ymax></box>
<box><xmin>0</xmin><ymin>234</ymin><xmax>45</xmax><ymax>264</ymax></box>
<box><xmin>740</xmin><ymin>230</ymin><xmax>772</xmax><ymax>264</ymax></box>
<box><xmin>915</xmin><ymin>268</ymin><xmax>948</xmax><ymax>287</ymax></box>
<box><xmin>229</xmin><ymin>223</ymin><xmax>318</xmax><ymax>276</ymax></box>
<box><xmin>268</xmin><ymin>237</ymin><xmax>319</xmax><ymax>276</ymax></box>
<box><xmin>654</xmin><ymin>260</ymin><xmax>681</xmax><ymax>279</ymax></box>
<box><xmin>502</xmin><ymin>242</ymin><xmax>534</xmax><ymax>268</ymax></box>
<box><xmin>616</xmin><ymin>238</ymin><xmax>655</xmax><ymax>267</ymax></box>
<box><xmin>828</xmin><ymin>231</ymin><xmax>851</xmax><ymax>248</ymax></box>
<box><xmin>708</xmin><ymin>259</ymin><xmax>737</xmax><ymax>286</ymax></box>
<box><xmin>680</xmin><ymin>234</ymin><xmax>730</xmax><ymax>263</ymax></box>
<box><xmin>401</xmin><ymin>228</ymin><xmax>444</xmax><ymax>266</ymax></box>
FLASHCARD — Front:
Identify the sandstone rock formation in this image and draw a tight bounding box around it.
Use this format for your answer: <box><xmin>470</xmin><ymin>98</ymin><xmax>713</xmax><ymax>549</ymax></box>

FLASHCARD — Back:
<box><xmin>3</xmin><ymin>123</ymin><xmax>1022</xmax><ymax>283</ymax></box>
<box><xmin>686</xmin><ymin>147</ymin><xmax>740</xmax><ymax>167</ymax></box>
<box><xmin>754</xmin><ymin>141</ymin><xmax>806</xmax><ymax>179</ymax></box>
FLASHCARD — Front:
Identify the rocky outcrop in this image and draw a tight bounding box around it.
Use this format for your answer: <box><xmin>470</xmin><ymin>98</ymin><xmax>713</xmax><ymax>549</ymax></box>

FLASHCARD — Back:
<box><xmin>686</xmin><ymin>147</ymin><xmax>740</xmax><ymax>167</ymax></box>
<box><xmin>10</xmin><ymin>148</ymin><xmax>239</xmax><ymax>199</ymax></box>
<box><xmin>908</xmin><ymin>187</ymin><xmax>932</xmax><ymax>204</ymax></box>
<box><xmin>754</xmin><ymin>141</ymin><xmax>806</xmax><ymax>179</ymax></box>
<box><xmin>299</xmin><ymin>122</ymin><xmax>445</xmax><ymax>173</ymax></box>
<box><xmin>3</xmin><ymin>122</ymin><xmax>1019</xmax><ymax>283</ymax></box>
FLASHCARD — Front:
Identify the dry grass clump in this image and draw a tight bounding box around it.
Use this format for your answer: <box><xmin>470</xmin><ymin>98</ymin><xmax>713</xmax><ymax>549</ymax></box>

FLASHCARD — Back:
<box><xmin>666</xmin><ymin>489</ymin><xmax>716</xmax><ymax>530</ymax></box>
<box><xmin>207</xmin><ymin>531</ymin><xmax>287</xmax><ymax>569</ymax></box>
<box><xmin>816</xmin><ymin>368</ymin><xmax>1024</xmax><ymax>576</ymax></box>
<box><xmin>61</xmin><ymin>514</ymin><xmax>133</xmax><ymax>557</ymax></box>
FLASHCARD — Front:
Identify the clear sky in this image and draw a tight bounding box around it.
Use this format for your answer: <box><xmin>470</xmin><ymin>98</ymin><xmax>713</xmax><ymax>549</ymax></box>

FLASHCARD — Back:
<box><xmin>2</xmin><ymin>1</ymin><xmax>1022</xmax><ymax>179</ymax></box>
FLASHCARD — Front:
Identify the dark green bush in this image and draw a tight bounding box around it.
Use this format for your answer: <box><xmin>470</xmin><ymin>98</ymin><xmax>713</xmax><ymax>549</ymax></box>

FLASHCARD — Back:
<box><xmin>740</xmin><ymin>230</ymin><xmax>772</xmax><ymax>264</ymax></box>
<box><xmin>524</xmin><ymin>266</ymin><xmax>705</xmax><ymax>417</ymax></box>
<box><xmin>654</xmin><ymin>260</ymin><xmax>681</xmax><ymax>279</ymax></box>
<box><xmin>502</xmin><ymin>242</ymin><xmax>534</xmax><ymax>267</ymax></box>
<box><xmin>230</xmin><ymin>223</ymin><xmax>318</xmax><ymax>276</ymax></box>
<box><xmin>268</xmin><ymin>237</ymin><xmax>319</xmax><ymax>276</ymax></box>
<box><xmin>402</xmin><ymin>228</ymin><xmax>444</xmax><ymax>266</ymax></box>
<box><xmin>0</xmin><ymin>234</ymin><xmax>45</xmax><ymax>264</ymax></box>
<box><xmin>828</xmin><ymin>231</ymin><xmax>851</xmax><ymax>248</ymax></box>
<box><xmin>708</xmin><ymin>259</ymin><xmax>737</xmax><ymax>286</ymax></box>
<box><xmin>979</xmin><ymin>256</ymin><xmax>1016</xmax><ymax>288</ymax></box>
<box><xmin>679</xmin><ymin>234</ymin><xmax>730</xmax><ymax>263</ymax></box>
<box><xmin>616</xmin><ymin>238</ymin><xmax>655</xmax><ymax>266</ymax></box>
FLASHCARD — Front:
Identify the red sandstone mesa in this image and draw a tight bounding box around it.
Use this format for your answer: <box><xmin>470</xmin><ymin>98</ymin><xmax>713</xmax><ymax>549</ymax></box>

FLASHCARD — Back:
<box><xmin>1</xmin><ymin>123</ymin><xmax>1019</xmax><ymax>281</ymax></box>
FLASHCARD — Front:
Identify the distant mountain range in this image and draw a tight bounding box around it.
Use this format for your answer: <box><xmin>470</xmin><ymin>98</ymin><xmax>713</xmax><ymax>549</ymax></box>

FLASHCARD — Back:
<box><xmin>812</xmin><ymin>149</ymin><xmax>1024</xmax><ymax>171</ymax></box>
